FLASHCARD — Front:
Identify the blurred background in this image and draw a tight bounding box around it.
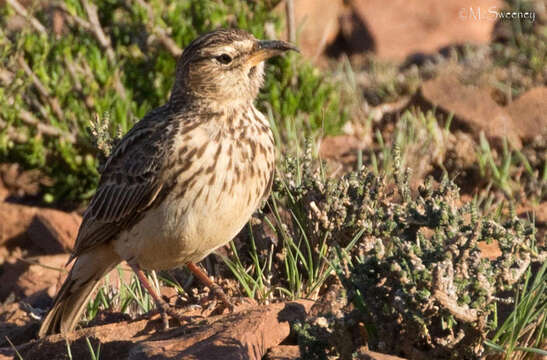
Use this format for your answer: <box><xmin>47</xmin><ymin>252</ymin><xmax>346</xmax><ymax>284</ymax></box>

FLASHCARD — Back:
<box><xmin>0</xmin><ymin>1</ymin><xmax>545</xmax><ymax>359</ymax></box>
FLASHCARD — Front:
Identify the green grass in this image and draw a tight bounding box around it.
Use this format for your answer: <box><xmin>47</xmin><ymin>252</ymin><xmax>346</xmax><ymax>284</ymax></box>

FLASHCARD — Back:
<box><xmin>477</xmin><ymin>133</ymin><xmax>545</xmax><ymax>201</ymax></box>
<box><xmin>485</xmin><ymin>262</ymin><xmax>547</xmax><ymax>359</ymax></box>
<box><xmin>222</xmin><ymin>146</ymin><xmax>364</xmax><ymax>302</ymax></box>
<box><xmin>85</xmin><ymin>337</ymin><xmax>101</xmax><ymax>360</ymax></box>
<box><xmin>85</xmin><ymin>267</ymin><xmax>162</xmax><ymax>321</ymax></box>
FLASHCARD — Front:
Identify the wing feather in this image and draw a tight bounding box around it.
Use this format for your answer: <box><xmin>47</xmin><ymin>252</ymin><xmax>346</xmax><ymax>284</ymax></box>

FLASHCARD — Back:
<box><xmin>71</xmin><ymin>106</ymin><xmax>178</xmax><ymax>259</ymax></box>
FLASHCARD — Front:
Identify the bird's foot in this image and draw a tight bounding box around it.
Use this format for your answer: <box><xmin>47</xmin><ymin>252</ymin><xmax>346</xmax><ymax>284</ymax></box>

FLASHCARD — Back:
<box><xmin>209</xmin><ymin>283</ymin><xmax>235</xmax><ymax>312</ymax></box>
<box><xmin>204</xmin><ymin>294</ymin><xmax>256</xmax><ymax>316</ymax></box>
<box><xmin>157</xmin><ymin>303</ymin><xmax>203</xmax><ymax>330</ymax></box>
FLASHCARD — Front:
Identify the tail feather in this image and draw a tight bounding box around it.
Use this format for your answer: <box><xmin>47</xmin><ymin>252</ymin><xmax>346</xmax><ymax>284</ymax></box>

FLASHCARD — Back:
<box><xmin>38</xmin><ymin>245</ymin><xmax>120</xmax><ymax>337</ymax></box>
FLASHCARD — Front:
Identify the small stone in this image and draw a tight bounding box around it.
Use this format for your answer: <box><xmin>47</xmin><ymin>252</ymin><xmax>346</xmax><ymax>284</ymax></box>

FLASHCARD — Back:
<box><xmin>415</xmin><ymin>74</ymin><xmax>521</xmax><ymax>149</ymax></box>
<box><xmin>265</xmin><ymin>345</ymin><xmax>300</xmax><ymax>360</ymax></box>
<box><xmin>27</xmin><ymin>209</ymin><xmax>81</xmax><ymax>254</ymax></box>
<box><xmin>505</xmin><ymin>87</ymin><xmax>547</xmax><ymax>142</ymax></box>
<box><xmin>347</xmin><ymin>0</ymin><xmax>502</xmax><ymax>61</ymax></box>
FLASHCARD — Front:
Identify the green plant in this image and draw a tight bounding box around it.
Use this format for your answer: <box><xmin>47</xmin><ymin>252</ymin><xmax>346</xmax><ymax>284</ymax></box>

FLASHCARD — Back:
<box><xmin>223</xmin><ymin>145</ymin><xmax>363</xmax><ymax>301</ymax></box>
<box><xmin>84</xmin><ymin>267</ymin><xmax>162</xmax><ymax>322</ymax></box>
<box><xmin>485</xmin><ymin>262</ymin><xmax>547</xmax><ymax>360</ymax></box>
<box><xmin>85</xmin><ymin>337</ymin><xmax>101</xmax><ymax>360</ymax></box>
<box><xmin>477</xmin><ymin>134</ymin><xmax>545</xmax><ymax>201</ymax></box>
<box><xmin>320</xmin><ymin>152</ymin><xmax>542</xmax><ymax>358</ymax></box>
<box><xmin>4</xmin><ymin>337</ymin><xmax>23</xmax><ymax>360</ymax></box>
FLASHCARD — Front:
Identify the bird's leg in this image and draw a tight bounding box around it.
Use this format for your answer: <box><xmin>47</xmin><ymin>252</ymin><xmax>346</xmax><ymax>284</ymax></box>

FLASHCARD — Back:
<box><xmin>186</xmin><ymin>262</ymin><xmax>234</xmax><ymax>312</ymax></box>
<box><xmin>129</xmin><ymin>263</ymin><xmax>194</xmax><ymax>329</ymax></box>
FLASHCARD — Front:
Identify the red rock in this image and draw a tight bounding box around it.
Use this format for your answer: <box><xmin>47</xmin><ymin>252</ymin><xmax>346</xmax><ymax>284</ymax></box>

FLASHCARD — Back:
<box><xmin>129</xmin><ymin>301</ymin><xmax>313</xmax><ymax>360</ymax></box>
<box><xmin>26</xmin><ymin>208</ymin><xmax>81</xmax><ymax>254</ymax></box>
<box><xmin>4</xmin><ymin>301</ymin><xmax>313</xmax><ymax>360</ymax></box>
<box><xmin>0</xmin><ymin>254</ymin><xmax>70</xmax><ymax>302</ymax></box>
<box><xmin>339</xmin><ymin>8</ymin><xmax>374</xmax><ymax>55</ymax></box>
<box><xmin>265</xmin><ymin>345</ymin><xmax>300</xmax><ymax>360</ymax></box>
<box><xmin>358</xmin><ymin>348</ymin><xmax>408</xmax><ymax>359</ymax></box>
<box><xmin>0</xmin><ymin>202</ymin><xmax>36</xmax><ymax>247</ymax></box>
<box><xmin>348</xmin><ymin>0</ymin><xmax>502</xmax><ymax>60</ymax></box>
<box><xmin>0</xmin><ymin>181</ymin><xmax>7</xmax><ymax>202</ymax></box>
<box><xmin>417</xmin><ymin>74</ymin><xmax>521</xmax><ymax>149</ymax></box>
<box><xmin>0</xmin><ymin>163</ymin><xmax>49</xmax><ymax>199</ymax></box>
<box><xmin>0</xmin><ymin>302</ymin><xmax>37</xmax><ymax>349</ymax></box>
<box><xmin>505</xmin><ymin>87</ymin><xmax>547</xmax><ymax>141</ymax></box>
<box><xmin>477</xmin><ymin>241</ymin><xmax>502</xmax><ymax>260</ymax></box>
<box><xmin>0</xmin><ymin>350</ymin><xmax>16</xmax><ymax>360</ymax></box>
<box><xmin>0</xmin><ymin>202</ymin><xmax>80</xmax><ymax>256</ymax></box>
<box><xmin>278</xmin><ymin>0</ymin><xmax>344</xmax><ymax>63</ymax></box>
<box><xmin>17</xmin><ymin>317</ymin><xmax>152</xmax><ymax>360</ymax></box>
<box><xmin>319</xmin><ymin>135</ymin><xmax>365</xmax><ymax>162</ymax></box>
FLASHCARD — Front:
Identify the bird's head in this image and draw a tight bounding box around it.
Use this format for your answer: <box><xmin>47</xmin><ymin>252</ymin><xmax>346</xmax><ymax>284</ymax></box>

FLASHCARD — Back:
<box><xmin>170</xmin><ymin>29</ymin><xmax>298</xmax><ymax>108</ymax></box>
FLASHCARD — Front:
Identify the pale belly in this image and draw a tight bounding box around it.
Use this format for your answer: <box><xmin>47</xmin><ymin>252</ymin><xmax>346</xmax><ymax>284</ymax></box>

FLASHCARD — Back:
<box><xmin>113</xmin><ymin>123</ymin><xmax>274</xmax><ymax>270</ymax></box>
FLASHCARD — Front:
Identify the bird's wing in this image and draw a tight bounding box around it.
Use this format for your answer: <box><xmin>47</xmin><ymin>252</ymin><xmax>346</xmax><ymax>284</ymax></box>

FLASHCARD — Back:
<box><xmin>71</xmin><ymin>107</ymin><xmax>176</xmax><ymax>259</ymax></box>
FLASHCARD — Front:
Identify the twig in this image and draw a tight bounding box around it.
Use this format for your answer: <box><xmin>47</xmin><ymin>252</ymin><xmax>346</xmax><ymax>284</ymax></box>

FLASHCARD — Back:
<box><xmin>64</xmin><ymin>58</ymin><xmax>95</xmax><ymax>110</ymax></box>
<box><xmin>0</xmin><ymin>118</ymin><xmax>28</xmax><ymax>143</ymax></box>
<box><xmin>285</xmin><ymin>0</ymin><xmax>295</xmax><ymax>43</ymax></box>
<box><xmin>432</xmin><ymin>262</ymin><xmax>479</xmax><ymax>323</ymax></box>
<box><xmin>81</xmin><ymin>0</ymin><xmax>115</xmax><ymax>63</ymax></box>
<box><xmin>0</xmin><ymin>68</ymin><xmax>14</xmax><ymax>85</ymax></box>
<box><xmin>132</xmin><ymin>0</ymin><xmax>182</xmax><ymax>57</ymax></box>
<box><xmin>502</xmin><ymin>254</ymin><xmax>531</xmax><ymax>286</ymax></box>
<box><xmin>54</xmin><ymin>0</ymin><xmax>127</xmax><ymax>99</ymax></box>
<box><xmin>53</xmin><ymin>2</ymin><xmax>93</xmax><ymax>31</ymax></box>
<box><xmin>5</xmin><ymin>0</ymin><xmax>46</xmax><ymax>34</ymax></box>
<box><xmin>19</xmin><ymin>109</ymin><xmax>76</xmax><ymax>143</ymax></box>
<box><xmin>433</xmin><ymin>289</ymin><xmax>479</xmax><ymax>323</ymax></box>
<box><xmin>17</xmin><ymin>56</ymin><xmax>65</xmax><ymax>122</ymax></box>
<box><xmin>0</xmin><ymin>112</ymin><xmax>76</xmax><ymax>144</ymax></box>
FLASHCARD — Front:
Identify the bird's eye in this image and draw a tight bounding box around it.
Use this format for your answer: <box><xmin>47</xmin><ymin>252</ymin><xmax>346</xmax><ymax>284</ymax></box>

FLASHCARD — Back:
<box><xmin>216</xmin><ymin>54</ymin><xmax>232</xmax><ymax>64</ymax></box>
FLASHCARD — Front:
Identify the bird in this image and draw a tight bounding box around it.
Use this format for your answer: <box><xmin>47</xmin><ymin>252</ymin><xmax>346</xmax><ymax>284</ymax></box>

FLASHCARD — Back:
<box><xmin>38</xmin><ymin>28</ymin><xmax>298</xmax><ymax>337</ymax></box>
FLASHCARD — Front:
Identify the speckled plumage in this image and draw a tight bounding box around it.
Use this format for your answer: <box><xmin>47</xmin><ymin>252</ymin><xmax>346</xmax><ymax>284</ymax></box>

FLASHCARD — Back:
<box><xmin>39</xmin><ymin>29</ymin><xmax>296</xmax><ymax>337</ymax></box>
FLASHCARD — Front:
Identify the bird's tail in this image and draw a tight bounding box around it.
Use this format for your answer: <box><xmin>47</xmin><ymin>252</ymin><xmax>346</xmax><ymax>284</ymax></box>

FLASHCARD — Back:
<box><xmin>38</xmin><ymin>244</ymin><xmax>120</xmax><ymax>337</ymax></box>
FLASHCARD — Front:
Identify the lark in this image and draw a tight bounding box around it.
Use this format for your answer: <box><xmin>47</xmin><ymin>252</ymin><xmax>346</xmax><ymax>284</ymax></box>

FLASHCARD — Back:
<box><xmin>38</xmin><ymin>29</ymin><xmax>297</xmax><ymax>337</ymax></box>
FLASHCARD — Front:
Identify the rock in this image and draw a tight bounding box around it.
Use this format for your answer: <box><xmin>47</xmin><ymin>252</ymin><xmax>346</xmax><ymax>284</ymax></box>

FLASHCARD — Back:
<box><xmin>0</xmin><ymin>202</ymin><xmax>80</xmax><ymax>256</ymax></box>
<box><xmin>16</xmin><ymin>317</ymin><xmax>153</xmax><ymax>360</ymax></box>
<box><xmin>3</xmin><ymin>301</ymin><xmax>313</xmax><ymax>360</ymax></box>
<box><xmin>278</xmin><ymin>0</ymin><xmax>344</xmax><ymax>63</ymax></box>
<box><xmin>338</xmin><ymin>8</ymin><xmax>375</xmax><ymax>56</ymax></box>
<box><xmin>533</xmin><ymin>202</ymin><xmax>547</xmax><ymax>225</ymax></box>
<box><xmin>129</xmin><ymin>301</ymin><xmax>313</xmax><ymax>360</ymax></box>
<box><xmin>357</xmin><ymin>348</ymin><xmax>408</xmax><ymax>360</ymax></box>
<box><xmin>0</xmin><ymin>202</ymin><xmax>36</xmax><ymax>247</ymax></box>
<box><xmin>0</xmin><ymin>181</ymin><xmax>7</xmax><ymax>202</ymax></box>
<box><xmin>0</xmin><ymin>349</ymin><xmax>16</xmax><ymax>360</ymax></box>
<box><xmin>319</xmin><ymin>135</ymin><xmax>365</xmax><ymax>163</ymax></box>
<box><xmin>348</xmin><ymin>0</ymin><xmax>502</xmax><ymax>60</ymax></box>
<box><xmin>416</xmin><ymin>74</ymin><xmax>521</xmax><ymax>149</ymax></box>
<box><xmin>27</xmin><ymin>208</ymin><xmax>81</xmax><ymax>254</ymax></box>
<box><xmin>0</xmin><ymin>302</ymin><xmax>38</xmax><ymax>349</ymax></box>
<box><xmin>265</xmin><ymin>345</ymin><xmax>301</xmax><ymax>360</ymax></box>
<box><xmin>0</xmin><ymin>254</ymin><xmax>70</xmax><ymax>303</ymax></box>
<box><xmin>506</xmin><ymin>87</ymin><xmax>547</xmax><ymax>142</ymax></box>
<box><xmin>0</xmin><ymin>163</ymin><xmax>51</xmax><ymax>199</ymax></box>
<box><xmin>477</xmin><ymin>241</ymin><xmax>502</xmax><ymax>260</ymax></box>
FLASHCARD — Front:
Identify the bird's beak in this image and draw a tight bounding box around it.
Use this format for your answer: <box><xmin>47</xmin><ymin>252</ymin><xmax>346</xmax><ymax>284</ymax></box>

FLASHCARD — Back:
<box><xmin>246</xmin><ymin>40</ymin><xmax>299</xmax><ymax>67</ymax></box>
